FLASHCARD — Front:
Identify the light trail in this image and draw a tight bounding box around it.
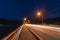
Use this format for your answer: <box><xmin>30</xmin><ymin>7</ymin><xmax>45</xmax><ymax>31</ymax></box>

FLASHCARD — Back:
<box><xmin>25</xmin><ymin>24</ymin><xmax>60</xmax><ymax>32</ymax></box>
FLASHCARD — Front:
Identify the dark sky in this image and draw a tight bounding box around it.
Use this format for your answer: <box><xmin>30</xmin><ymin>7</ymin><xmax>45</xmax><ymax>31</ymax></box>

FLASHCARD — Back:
<box><xmin>0</xmin><ymin>0</ymin><xmax>60</xmax><ymax>20</ymax></box>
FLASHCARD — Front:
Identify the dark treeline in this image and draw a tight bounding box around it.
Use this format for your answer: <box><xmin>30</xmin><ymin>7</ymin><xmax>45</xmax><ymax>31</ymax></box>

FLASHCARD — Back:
<box><xmin>30</xmin><ymin>17</ymin><xmax>60</xmax><ymax>25</ymax></box>
<box><xmin>0</xmin><ymin>19</ymin><xmax>23</xmax><ymax>25</ymax></box>
<box><xmin>0</xmin><ymin>17</ymin><xmax>60</xmax><ymax>25</ymax></box>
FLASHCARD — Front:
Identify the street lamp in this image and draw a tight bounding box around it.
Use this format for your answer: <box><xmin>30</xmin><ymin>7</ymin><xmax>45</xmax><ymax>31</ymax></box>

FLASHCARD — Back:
<box><xmin>24</xmin><ymin>17</ymin><xmax>27</xmax><ymax>21</ymax></box>
<box><xmin>37</xmin><ymin>12</ymin><xmax>41</xmax><ymax>17</ymax></box>
<box><xmin>36</xmin><ymin>11</ymin><xmax>43</xmax><ymax>24</ymax></box>
<box><xmin>23</xmin><ymin>17</ymin><xmax>27</xmax><ymax>24</ymax></box>
<box><xmin>36</xmin><ymin>12</ymin><xmax>41</xmax><ymax>22</ymax></box>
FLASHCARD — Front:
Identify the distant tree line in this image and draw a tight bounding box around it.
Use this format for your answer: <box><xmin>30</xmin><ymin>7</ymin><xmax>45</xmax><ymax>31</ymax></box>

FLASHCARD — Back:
<box><xmin>30</xmin><ymin>17</ymin><xmax>60</xmax><ymax>25</ymax></box>
<box><xmin>0</xmin><ymin>19</ymin><xmax>23</xmax><ymax>25</ymax></box>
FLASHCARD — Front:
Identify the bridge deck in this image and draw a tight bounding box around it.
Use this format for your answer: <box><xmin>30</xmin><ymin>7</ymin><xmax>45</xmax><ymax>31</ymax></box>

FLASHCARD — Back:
<box><xmin>18</xmin><ymin>26</ymin><xmax>37</xmax><ymax>40</ymax></box>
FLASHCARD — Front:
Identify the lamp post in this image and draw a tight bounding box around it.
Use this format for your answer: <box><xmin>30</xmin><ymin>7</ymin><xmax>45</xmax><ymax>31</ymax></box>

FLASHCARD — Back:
<box><xmin>23</xmin><ymin>17</ymin><xmax>27</xmax><ymax>24</ymax></box>
<box><xmin>37</xmin><ymin>11</ymin><xmax>43</xmax><ymax>24</ymax></box>
<box><xmin>42</xmin><ymin>13</ymin><xmax>43</xmax><ymax>24</ymax></box>
<box><xmin>37</xmin><ymin>12</ymin><xmax>41</xmax><ymax>21</ymax></box>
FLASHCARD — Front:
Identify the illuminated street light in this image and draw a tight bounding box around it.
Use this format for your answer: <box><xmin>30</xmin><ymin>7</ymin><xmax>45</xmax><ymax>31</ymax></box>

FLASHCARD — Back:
<box><xmin>27</xmin><ymin>20</ymin><xmax>30</xmax><ymax>23</ymax></box>
<box><xmin>24</xmin><ymin>17</ymin><xmax>27</xmax><ymax>21</ymax></box>
<box><xmin>36</xmin><ymin>11</ymin><xmax>43</xmax><ymax>24</ymax></box>
<box><xmin>23</xmin><ymin>17</ymin><xmax>27</xmax><ymax>24</ymax></box>
<box><xmin>37</xmin><ymin>12</ymin><xmax>41</xmax><ymax>17</ymax></box>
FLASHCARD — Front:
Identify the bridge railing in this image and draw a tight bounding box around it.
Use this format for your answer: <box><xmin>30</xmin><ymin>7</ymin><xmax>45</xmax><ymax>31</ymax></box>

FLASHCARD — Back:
<box><xmin>1</xmin><ymin>25</ymin><xmax>23</xmax><ymax>40</ymax></box>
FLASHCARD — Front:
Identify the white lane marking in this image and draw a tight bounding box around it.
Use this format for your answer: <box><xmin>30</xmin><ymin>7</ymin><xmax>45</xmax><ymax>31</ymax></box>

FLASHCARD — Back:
<box><xmin>28</xmin><ymin>27</ymin><xmax>44</xmax><ymax>40</ymax></box>
<box><xmin>31</xmin><ymin>27</ymin><xmax>60</xmax><ymax>40</ymax></box>
<box><xmin>25</xmin><ymin>24</ymin><xmax>60</xmax><ymax>32</ymax></box>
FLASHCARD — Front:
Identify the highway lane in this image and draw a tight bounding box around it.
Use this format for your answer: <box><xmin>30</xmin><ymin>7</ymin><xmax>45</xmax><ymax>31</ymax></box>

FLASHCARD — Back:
<box><xmin>18</xmin><ymin>24</ymin><xmax>60</xmax><ymax>40</ymax></box>
<box><xmin>26</xmin><ymin>24</ymin><xmax>60</xmax><ymax>40</ymax></box>
<box><xmin>18</xmin><ymin>25</ymin><xmax>38</xmax><ymax>40</ymax></box>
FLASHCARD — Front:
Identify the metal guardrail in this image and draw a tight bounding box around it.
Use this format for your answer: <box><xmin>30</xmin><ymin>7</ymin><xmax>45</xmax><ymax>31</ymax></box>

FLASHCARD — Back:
<box><xmin>1</xmin><ymin>25</ymin><xmax>23</xmax><ymax>40</ymax></box>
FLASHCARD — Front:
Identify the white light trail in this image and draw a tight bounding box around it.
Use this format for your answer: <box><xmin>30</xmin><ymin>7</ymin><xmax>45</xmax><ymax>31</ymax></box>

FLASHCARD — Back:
<box><xmin>25</xmin><ymin>24</ymin><xmax>60</xmax><ymax>32</ymax></box>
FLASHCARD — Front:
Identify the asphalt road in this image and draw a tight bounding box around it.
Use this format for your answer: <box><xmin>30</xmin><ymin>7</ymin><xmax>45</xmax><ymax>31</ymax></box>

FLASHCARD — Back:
<box><xmin>19</xmin><ymin>25</ymin><xmax>37</xmax><ymax>40</ymax></box>
<box><xmin>19</xmin><ymin>24</ymin><xmax>60</xmax><ymax>40</ymax></box>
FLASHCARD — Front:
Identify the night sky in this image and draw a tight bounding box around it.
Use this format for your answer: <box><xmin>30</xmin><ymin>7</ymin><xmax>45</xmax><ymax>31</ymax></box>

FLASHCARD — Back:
<box><xmin>0</xmin><ymin>0</ymin><xmax>60</xmax><ymax>20</ymax></box>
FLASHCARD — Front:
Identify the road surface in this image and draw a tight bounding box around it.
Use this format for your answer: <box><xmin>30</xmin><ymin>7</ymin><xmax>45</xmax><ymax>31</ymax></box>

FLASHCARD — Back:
<box><xmin>19</xmin><ymin>24</ymin><xmax>60</xmax><ymax>40</ymax></box>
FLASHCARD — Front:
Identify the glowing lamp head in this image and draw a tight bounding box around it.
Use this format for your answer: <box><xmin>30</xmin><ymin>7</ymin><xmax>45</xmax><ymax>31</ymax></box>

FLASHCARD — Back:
<box><xmin>24</xmin><ymin>18</ymin><xmax>27</xmax><ymax>21</ymax></box>
<box><xmin>37</xmin><ymin>12</ymin><xmax>40</xmax><ymax>16</ymax></box>
<box><xmin>37</xmin><ymin>12</ymin><xmax>41</xmax><ymax>17</ymax></box>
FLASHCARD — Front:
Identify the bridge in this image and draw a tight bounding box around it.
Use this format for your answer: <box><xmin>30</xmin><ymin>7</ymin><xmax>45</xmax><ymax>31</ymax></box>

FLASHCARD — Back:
<box><xmin>2</xmin><ymin>24</ymin><xmax>60</xmax><ymax>40</ymax></box>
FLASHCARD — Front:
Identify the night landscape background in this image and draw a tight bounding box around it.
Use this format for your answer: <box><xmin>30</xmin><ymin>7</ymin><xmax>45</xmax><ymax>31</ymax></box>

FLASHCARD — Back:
<box><xmin>0</xmin><ymin>0</ymin><xmax>60</xmax><ymax>39</ymax></box>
